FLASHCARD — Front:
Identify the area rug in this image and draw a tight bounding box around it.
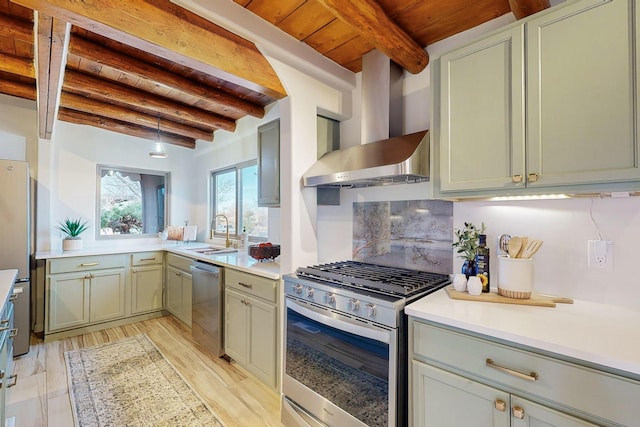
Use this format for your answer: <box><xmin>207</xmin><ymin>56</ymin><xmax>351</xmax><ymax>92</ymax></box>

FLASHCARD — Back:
<box><xmin>64</xmin><ymin>334</ymin><xmax>224</xmax><ymax>427</ymax></box>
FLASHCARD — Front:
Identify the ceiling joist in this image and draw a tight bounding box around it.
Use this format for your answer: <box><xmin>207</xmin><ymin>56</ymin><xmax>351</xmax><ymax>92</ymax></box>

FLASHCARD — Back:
<box><xmin>11</xmin><ymin>0</ymin><xmax>287</xmax><ymax>99</ymax></box>
<box><xmin>0</xmin><ymin>78</ymin><xmax>35</xmax><ymax>100</ymax></box>
<box><xmin>316</xmin><ymin>0</ymin><xmax>429</xmax><ymax>73</ymax></box>
<box><xmin>58</xmin><ymin>107</ymin><xmax>197</xmax><ymax>149</ymax></box>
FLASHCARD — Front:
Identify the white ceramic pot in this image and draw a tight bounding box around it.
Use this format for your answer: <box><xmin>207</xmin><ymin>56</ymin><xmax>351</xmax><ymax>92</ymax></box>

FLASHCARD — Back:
<box><xmin>467</xmin><ymin>276</ymin><xmax>483</xmax><ymax>296</ymax></box>
<box><xmin>497</xmin><ymin>256</ymin><xmax>534</xmax><ymax>299</ymax></box>
<box><xmin>63</xmin><ymin>238</ymin><xmax>83</xmax><ymax>251</ymax></box>
<box><xmin>452</xmin><ymin>274</ymin><xmax>467</xmax><ymax>292</ymax></box>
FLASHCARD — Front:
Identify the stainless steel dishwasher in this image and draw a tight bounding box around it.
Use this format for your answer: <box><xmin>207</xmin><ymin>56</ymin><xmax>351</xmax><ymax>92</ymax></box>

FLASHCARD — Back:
<box><xmin>190</xmin><ymin>261</ymin><xmax>224</xmax><ymax>357</ymax></box>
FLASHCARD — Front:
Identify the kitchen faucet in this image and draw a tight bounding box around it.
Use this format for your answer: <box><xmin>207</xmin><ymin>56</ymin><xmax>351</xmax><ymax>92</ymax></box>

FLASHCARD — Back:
<box><xmin>211</xmin><ymin>214</ymin><xmax>232</xmax><ymax>248</ymax></box>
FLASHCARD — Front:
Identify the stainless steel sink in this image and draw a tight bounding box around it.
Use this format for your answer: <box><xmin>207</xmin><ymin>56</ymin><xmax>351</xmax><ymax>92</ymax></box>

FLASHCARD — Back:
<box><xmin>188</xmin><ymin>246</ymin><xmax>237</xmax><ymax>255</ymax></box>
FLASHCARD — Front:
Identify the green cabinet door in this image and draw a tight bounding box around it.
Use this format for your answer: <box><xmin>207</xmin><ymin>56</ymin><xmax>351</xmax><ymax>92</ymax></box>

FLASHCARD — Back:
<box><xmin>165</xmin><ymin>266</ymin><xmax>191</xmax><ymax>326</ymax></box>
<box><xmin>247</xmin><ymin>296</ymin><xmax>277</xmax><ymax>389</ymax></box>
<box><xmin>131</xmin><ymin>265</ymin><xmax>163</xmax><ymax>314</ymax></box>
<box><xmin>412</xmin><ymin>360</ymin><xmax>510</xmax><ymax>427</ymax></box>
<box><xmin>224</xmin><ymin>289</ymin><xmax>248</xmax><ymax>365</ymax></box>
<box><xmin>48</xmin><ymin>273</ymin><xmax>90</xmax><ymax>331</ymax></box>
<box><xmin>439</xmin><ymin>26</ymin><xmax>525</xmax><ymax>192</ymax></box>
<box><xmin>526</xmin><ymin>0</ymin><xmax>638</xmax><ymax>187</ymax></box>
<box><xmin>89</xmin><ymin>269</ymin><xmax>126</xmax><ymax>323</ymax></box>
<box><xmin>511</xmin><ymin>396</ymin><xmax>599</xmax><ymax>427</ymax></box>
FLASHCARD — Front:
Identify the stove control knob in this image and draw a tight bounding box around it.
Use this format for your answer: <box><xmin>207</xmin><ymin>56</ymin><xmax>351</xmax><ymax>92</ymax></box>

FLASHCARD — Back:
<box><xmin>294</xmin><ymin>284</ymin><xmax>303</xmax><ymax>294</ymax></box>
<box><xmin>306</xmin><ymin>287</ymin><xmax>314</xmax><ymax>298</ymax></box>
<box><xmin>325</xmin><ymin>293</ymin><xmax>336</xmax><ymax>304</ymax></box>
<box><xmin>348</xmin><ymin>299</ymin><xmax>360</xmax><ymax>312</ymax></box>
<box><xmin>366</xmin><ymin>303</ymin><xmax>377</xmax><ymax>317</ymax></box>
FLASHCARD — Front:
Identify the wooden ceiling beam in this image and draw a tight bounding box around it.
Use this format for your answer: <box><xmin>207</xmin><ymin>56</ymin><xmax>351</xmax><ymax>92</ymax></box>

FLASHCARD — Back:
<box><xmin>316</xmin><ymin>0</ymin><xmax>429</xmax><ymax>73</ymax></box>
<box><xmin>0</xmin><ymin>12</ymin><xmax>32</xmax><ymax>42</ymax></box>
<box><xmin>63</xmin><ymin>69</ymin><xmax>236</xmax><ymax>133</ymax></box>
<box><xmin>67</xmin><ymin>36</ymin><xmax>264</xmax><ymax>119</ymax></box>
<box><xmin>35</xmin><ymin>13</ymin><xmax>69</xmax><ymax>139</ymax></box>
<box><xmin>11</xmin><ymin>0</ymin><xmax>287</xmax><ymax>99</ymax></box>
<box><xmin>57</xmin><ymin>107</ymin><xmax>197</xmax><ymax>149</ymax></box>
<box><xmin>60</xmin><ymin>91</ymin><xmax>214</xmax><ymax>141</ymax></box>
<box><xmin>0</xmin><ymin>79</ymin><xmax>36</xmax><ymax>100</ymax></box>
<box><xmin>0</xmin><ymin>52</ymin><xmax>34</xmax><ymax>78</ymax></box>
<box><xmin>508</xmin><ymin>0</ymin><xmax>550</xmax><ymax>19</ymax></box>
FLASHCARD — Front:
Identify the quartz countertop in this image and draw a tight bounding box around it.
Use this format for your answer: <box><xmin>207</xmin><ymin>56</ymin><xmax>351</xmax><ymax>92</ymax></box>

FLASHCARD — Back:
<box><xmin>36</xmin><ymin>243</ymin><xmax>280</xmax><ymax>280</ymax></box>
<box><xmin>405</xmin><ymin>288</ymin><xmax>640</xmax><ymax>378</ymax></box>
<box><xmin>0</xmin><ymin>270</ymin><xmax>17</xmax><ymax>310</ymax></box>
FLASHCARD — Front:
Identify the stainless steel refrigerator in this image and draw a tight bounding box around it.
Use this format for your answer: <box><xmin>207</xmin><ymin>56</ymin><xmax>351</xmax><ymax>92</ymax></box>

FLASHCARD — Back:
<box><xmin>0</xmin><ymin>159</ymin><xmax>31</xmax><ymax>356</ymax></box>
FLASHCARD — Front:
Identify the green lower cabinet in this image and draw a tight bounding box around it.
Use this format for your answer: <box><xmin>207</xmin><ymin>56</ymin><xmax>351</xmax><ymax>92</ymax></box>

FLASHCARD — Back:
<box><xmin>510</xmin><ymin>396</ymin><xmax>599</xmax><ymax>427</ymax></box>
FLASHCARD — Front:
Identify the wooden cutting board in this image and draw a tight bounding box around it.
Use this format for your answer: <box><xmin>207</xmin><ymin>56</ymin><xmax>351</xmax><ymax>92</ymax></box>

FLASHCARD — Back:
<box><xmin>445</xmin><ymin>286</ymin><xmax>573</xmax><ymax>307</ymax></box>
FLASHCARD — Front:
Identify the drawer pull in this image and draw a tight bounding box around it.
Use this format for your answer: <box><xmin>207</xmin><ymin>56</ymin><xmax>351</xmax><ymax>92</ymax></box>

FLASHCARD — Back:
<box><xmin>0</xmin><ymin>325</ymin><xmax>9</xmax><ymax>332</ymax></box>
<box><xmin>512</xmin><ymin>406</ymin><xmax>525</xmax><ymax>419</ymax></box>
<box><xmin>527</xmin><ymin>173</ymin><xmax>539</xmax><ymax>183</ymax></box>
<box><xmin>9</xmin><ymin>328</ymin><xmax>18</xmax><ymax>338</ymax></box>
<box><xmin>494</xmin><ymin>399</ymin><xmax>506</xmax><ymax>412</ymax></box>
<box><xmin>511</xmin><ymin>174</ymin><xmax>523</xmax><ymax>183</ymax></box>
<box><xmin>80</xmin><ymin>262</ymin><xmax>99</xmax><ymax>267</ymax></box>
<box><xmin>486</xmin><ymin>358</ymin><xmax>538</xmax><ymax>382</ymax></box>
<box><xmin>140</xmin><ymin>257</ymin><xmax>157</xmax><ymax>261</ymax></box>
<box><xmin>0</xmin><ymin>320</ymin><xmax>8</xmax><ymax>326</ymax></box>
<box><xmin>239</xmin><ymin>282</ymin><xmax>253</xmax><ymax>289</ymax></box>
<box><xmin>9</xmin><ymin>293</ymin><xmax>19</xmax><ymax>301</ymax></box>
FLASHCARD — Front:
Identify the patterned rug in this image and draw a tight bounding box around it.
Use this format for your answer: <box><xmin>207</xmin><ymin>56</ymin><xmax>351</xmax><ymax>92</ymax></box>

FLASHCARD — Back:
<box><xmin>64</xmin><ymin>334</ymin><xmax>224</xmax><ymax>427</ymax></box>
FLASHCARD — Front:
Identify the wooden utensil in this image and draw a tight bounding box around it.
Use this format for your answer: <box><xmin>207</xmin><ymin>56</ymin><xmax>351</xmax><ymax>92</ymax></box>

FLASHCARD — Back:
<box><xmin>521</xmin><ymin>239</ymin><xmax>543</xmax><ymax>259</ymax></box>
<box><xmin>516</xmin><ymin>236</ymin><xmax>528</xmax><ymax>258</ymax></box>
<box><xmin>508</xmin><ymin>236</ymin><xmax>522</xmax><ymax>258</ymax></box>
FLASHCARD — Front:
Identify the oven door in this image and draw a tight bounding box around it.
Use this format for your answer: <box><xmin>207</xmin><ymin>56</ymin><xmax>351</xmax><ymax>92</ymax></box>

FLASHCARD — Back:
<box><xmin>283</xmin><ymin>296</ymin><xmax>397</xmax><ymax>427</ymax></box>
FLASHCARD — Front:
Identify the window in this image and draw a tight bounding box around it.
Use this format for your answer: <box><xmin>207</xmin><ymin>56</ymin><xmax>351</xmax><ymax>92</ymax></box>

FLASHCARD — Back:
<box><xmin>211</xmin><ymin>161</ymin><xmax>267</xmax><ymax>239</ymax></box>
<box><xmin>97</xmin><ymin>165</ymin><xmax>168</xmax><ymax>238</ymax></box>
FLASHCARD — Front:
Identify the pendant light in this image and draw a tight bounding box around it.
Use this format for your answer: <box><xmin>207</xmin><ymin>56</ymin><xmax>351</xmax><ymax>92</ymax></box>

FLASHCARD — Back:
<box><xmin>149</xmin><ymin>117</ymin><xmax>168</xmax><ymax>158</ymax></box>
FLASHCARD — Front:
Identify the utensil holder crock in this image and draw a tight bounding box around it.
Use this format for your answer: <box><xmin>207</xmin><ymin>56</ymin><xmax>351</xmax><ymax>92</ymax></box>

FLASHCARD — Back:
<box><xmin>497</xmin><ymin>256</ymin><xmax>533</xmax><ymax>299</ymax></box>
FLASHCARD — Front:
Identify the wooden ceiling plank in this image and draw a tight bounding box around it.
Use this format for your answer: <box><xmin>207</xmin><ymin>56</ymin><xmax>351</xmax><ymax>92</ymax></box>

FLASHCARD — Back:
<box><xmin>0</xmin><ymin>78</ymin><xmax>35</xmax><ymax>99</ymax></box>
<box><xmin>35</xmin><ymin>13</ymin><xmax>69</xmax><ymax>139</ymax></box>
<box><xmin>60</xmin><ymin>91</ymin><xmax>213</xmax><ymax>141</ymax></box>
<box><xmin>57</xmin><ymin>107</ymin><xmax>197</xmax><ymax>148</ymax></box>
<box><xmin>316</xmin><ymin>0</ymin><xmax>429</xmax><ymax>73</ymax></box>
<box><xmin>277</xmin><ymin>1</ymin><xmax>336</xmax><ymax>41</ymax></box>
<box><xmin>508</xmin><ymin>0</ymin><xmax>550</xmax><ymax>19</ymax></box>
<box><xmin>67</xmin><ymin>35</ymin><xmax>265</xmax><ymax>119</ymax></box>
<box><xmin>11</xmin><ymin>0</ymin><xmax>287</xmax><ymax>98</ymax></box>
<box><xmin>0</xmin><ymin>51</ymin><xmax>34</xmax><ymax>77</ymax></box>
<box><xmin>0</xmin><ymin>11</ymin><xmax>32</xmax><ymax>42</ymax></box>
<box><xmin>244</xmin><ymin>0</ymin><xmax>306</xmax><ymax>25</ymax></box>
<box><xmin>63</xmin><ymin>69</ymin><xmax>236</xmax><ymax>132</ymax></box>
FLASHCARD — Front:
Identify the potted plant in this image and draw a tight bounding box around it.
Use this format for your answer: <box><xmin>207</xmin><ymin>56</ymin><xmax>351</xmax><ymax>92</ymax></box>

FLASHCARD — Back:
<box><xmin>57</xmin><ymin>217</ymin><xmax>89</xmax><ymax>251</ymax></box>
<box><xmin>452</xmin><ymin>222</ymin><xmax>486</xmax><ymax>278</ymax></box>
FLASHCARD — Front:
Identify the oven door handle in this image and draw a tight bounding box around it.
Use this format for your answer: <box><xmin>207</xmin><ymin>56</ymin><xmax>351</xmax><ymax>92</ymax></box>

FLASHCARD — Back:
<box><xmin>286</xmin><ymin>298</ymin><xmax>391</xmax><ymax>344</ymax></box>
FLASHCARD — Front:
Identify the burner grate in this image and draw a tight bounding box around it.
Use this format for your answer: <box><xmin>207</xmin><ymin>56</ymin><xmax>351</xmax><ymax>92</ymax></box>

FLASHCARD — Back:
<box><xmin>296</xmin><ymin>261</ymin><xmax>449</xmax><ymax>296</ymax></box>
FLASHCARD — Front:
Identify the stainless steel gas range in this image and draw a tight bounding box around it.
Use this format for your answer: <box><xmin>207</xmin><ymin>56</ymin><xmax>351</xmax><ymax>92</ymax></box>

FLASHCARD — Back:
<box><xmin>281</xmin><ymin>261</ymin><xmax>449</xmax><ymax>427</ymax></box>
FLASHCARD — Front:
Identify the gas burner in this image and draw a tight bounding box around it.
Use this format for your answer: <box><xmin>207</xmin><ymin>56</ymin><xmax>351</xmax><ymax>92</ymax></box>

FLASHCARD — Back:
<box><xmin>296</xmin><ymin>260</ymin><xmax>449</xmax><ymax>297</ymax></box>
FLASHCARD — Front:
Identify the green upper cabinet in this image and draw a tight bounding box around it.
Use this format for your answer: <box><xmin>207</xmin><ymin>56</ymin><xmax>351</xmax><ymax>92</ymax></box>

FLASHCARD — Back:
<box><xmin>437</xmin><ymin>0</ymin><xmax>640</xmax><ymax>196</ymax></box>
<box><xmin>439</xmin><ymin>26</ymin><xmax>525</xmax><ymax>192</ymax></box>
<box><xmin>526</xmin><ymin>0</ymin><xmax>636</xmax><ymax>187</ymax></box>
<box><xmin>257</xmin><ymin>119</ymin><xmax>280</xmax><ymax>207</ymax></box>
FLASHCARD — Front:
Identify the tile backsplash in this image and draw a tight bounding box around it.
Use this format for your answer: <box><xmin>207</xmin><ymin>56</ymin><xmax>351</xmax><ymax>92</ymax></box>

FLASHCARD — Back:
<box><xmin>353</xmin><ymin>200</ymin><xmax>453</xmax><ymax>274</ymax></box>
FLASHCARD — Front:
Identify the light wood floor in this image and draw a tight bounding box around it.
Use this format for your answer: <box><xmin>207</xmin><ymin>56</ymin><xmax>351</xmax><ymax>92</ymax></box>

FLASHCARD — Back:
<box><xmin>6</xmin><ymin>315</ymin><xmax>285</xmax><ymax>427</ymax></box>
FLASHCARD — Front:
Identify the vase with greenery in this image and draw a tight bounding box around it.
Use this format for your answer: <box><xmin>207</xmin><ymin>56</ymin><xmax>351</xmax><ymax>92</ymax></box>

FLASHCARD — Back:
<box><xmin>452</xmin><ymin>222</ymin><xmax>486</xmax><ymax>278</ymax></box>
<box><xmin>57</xmin><ymin>217</ymin><xmax>89</xmax><ymax>251</ymax></box>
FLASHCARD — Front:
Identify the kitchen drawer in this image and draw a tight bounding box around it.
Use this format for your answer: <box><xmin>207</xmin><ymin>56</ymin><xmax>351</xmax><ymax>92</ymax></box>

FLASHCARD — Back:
<box><xmin>412</xmin><ymin>321</ymin><xmax>639</xmax><ymax>426</ymax></box>
<box><xmin>225</xmin><ymin>269</ymin><xmax>276</xmax><ymax>303</ymax></box>
<box><xmin>166</xmin><ymin>253</ymin><xmax>192</xmax><ymax>272</ymax></box>
<box><xmin>49</xmin><ymin>254</ymin><xmax>126</xmax><ymax>274</ymax></box>
<box><xmin>131</xmin><ymin>251</ymin><xmax>163</xmax><ymax>265</ymax></box>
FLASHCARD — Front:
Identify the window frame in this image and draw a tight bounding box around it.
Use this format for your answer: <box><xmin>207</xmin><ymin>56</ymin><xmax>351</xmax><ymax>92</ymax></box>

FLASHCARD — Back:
<box><xmin>210</xmin><ymin>160</ymin><xmax>266</xmax><ymax>241</ymax></box>
<box><xmin>96</xmin><ymin>165</ymin><xmax>170</xmax><ymax>240</ymax></box>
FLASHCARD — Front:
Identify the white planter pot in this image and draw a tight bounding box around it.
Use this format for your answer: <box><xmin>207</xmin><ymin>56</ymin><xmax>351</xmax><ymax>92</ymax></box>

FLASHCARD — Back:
<box><xmin>63</xmin><ymin>239</ymin><xmax>83</xmax><ymax>251</ymax></box>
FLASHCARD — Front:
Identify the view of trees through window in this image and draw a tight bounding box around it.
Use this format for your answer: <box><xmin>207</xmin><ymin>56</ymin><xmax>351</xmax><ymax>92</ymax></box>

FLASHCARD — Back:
<box><xmin>212</xmin><ymin>162</ymin><xmax>267</xmax><ymax>239</ymax></box>
<box><xmin>98</xmin><ymin>166</ymin><xmax>167</xmax><ymax>237</ymax></box>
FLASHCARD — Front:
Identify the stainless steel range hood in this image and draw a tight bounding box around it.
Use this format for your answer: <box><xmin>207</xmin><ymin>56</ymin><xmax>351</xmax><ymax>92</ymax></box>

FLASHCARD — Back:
<box><xmin>303</xmin><ymin>130</ymin><xmax>429</xmax><ymax>188</ymax></box>
<box><xmin>303</xmin><ymin>51</ymin><xmax>430</xmax><ymax>189</ymax></box>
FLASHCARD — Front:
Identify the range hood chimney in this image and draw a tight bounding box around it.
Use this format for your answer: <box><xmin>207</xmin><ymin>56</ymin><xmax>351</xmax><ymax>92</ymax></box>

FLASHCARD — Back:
<box><xmin>303</xmin><ymin>51</ymin><xmax>430</xmax><ymax>188</ymax></box>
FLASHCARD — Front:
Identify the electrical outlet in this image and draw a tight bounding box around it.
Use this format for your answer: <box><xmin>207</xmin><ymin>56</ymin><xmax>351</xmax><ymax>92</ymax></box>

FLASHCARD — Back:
<box><xmin>588</xmin><ymin>240</ymin><xmax>613</xmax><ymax>270</ymax></box>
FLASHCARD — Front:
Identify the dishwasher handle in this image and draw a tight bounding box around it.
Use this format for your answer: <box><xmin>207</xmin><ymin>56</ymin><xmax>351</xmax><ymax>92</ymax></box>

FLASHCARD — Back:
<box><xmin>190</xmin><ymin>262</ymin><xmax>221</xmax><ymax>274</ymax></box>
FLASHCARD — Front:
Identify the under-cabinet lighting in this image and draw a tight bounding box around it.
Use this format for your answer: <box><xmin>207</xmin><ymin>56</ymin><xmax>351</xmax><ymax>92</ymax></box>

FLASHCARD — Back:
<box><xmin>489</xmin><ymin>194</ymin><xmax>571</xmax><ymax>201</ymax></box>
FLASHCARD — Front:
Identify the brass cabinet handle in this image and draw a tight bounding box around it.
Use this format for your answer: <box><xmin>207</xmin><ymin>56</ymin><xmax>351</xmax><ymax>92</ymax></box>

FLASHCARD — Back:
<box><xmin>9</xmin><ymin>293</ymin><xmax>19</xmax><ymax>301</ymax></box>
<box><xmin>80</xmin><ymin>262</ymin><xmax>99</xmax><ymax>267</ymax></box>
<box><xmin>175</xmin><ymin>272</ymin><xmax>182</xmax><ymax>277</ymax></box>
<box><xmin>527</xmin><ymin>173</ymin><xmax>539</xmax><ymax>182</ymax></box>
<box><xmin>239</xmin><ymin>282</ymin><xmax>253</xmax><ymax>289</ymax></box>
<box><xmin>511</xmin><ymin>174</ymin><xmax>523</xmax><ymax>183</ymax></box>
<box><xmin>140</xmin><ymin>257</ymin><xmax>156</xmax><ymax>261</ymax></box>
<box><xmin>486</xmin><ymin>358</ymin><xmax>538</xmax><ymax>382</ymax></box>
<box><xmin>494</xmin><ymin>399</ymin><xmax>506</xmax><ymax>412</ymax></box>
<box><xmin>512</xmin><ymin>406</ymin><xmax>525</xmax><ymax>419</ymax></box>
<box><xmin>0</xmin><ymin>320</ymin><xmax>8</xmax><ymax>326</ymax></box>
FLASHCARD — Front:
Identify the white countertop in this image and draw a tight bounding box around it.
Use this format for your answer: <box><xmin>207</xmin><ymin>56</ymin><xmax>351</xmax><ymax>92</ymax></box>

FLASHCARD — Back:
<box><xmin>405</xmin><ymin>288</ymin><xmax>640</xmax><ymax>378</ymax></box>
<box><xmin>36</xmin><ymin>243</ymin><xmax>281</xmax><ymax>280</ymax></box>
<box><xmin>0</xmin><ymin>270</ymin><xmax>17</xmax><ymax>310</ymax></box>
